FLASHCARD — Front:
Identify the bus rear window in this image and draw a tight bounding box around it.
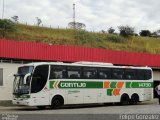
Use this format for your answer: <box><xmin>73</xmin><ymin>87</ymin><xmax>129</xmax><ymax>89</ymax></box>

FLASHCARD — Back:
<box><xmin>137</xmin><ymin>70</ymin><xmax>145</xmax><ymax>80</ymax></box>
<box><xmin>145</xmin><ymin>70</ymin><xmax>152</xmax><ymax>80</ymax></box>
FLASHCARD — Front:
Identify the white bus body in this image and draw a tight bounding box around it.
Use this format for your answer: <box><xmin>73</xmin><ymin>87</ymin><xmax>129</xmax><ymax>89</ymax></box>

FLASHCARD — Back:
<box><xmin>12</xmin><ymin>62</ymin><xmax>153</xmax><ymax>108</ymax></box>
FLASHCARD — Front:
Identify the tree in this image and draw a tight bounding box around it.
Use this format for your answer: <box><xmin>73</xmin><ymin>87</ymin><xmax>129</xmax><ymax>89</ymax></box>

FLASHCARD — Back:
<box><xmin>154</xmin><ymin>30</ymin><xmax>160</xmax><ymax>36</ymax></box>
<box><xmin>108</xmin><ymin>27</ymin><xmax>115</xmax><ymax>34</ymax></box>
<box><xmin>151</xmin><ymin>32</ymin><xmax>157</xmax><ymax>36</ymax></box>
<box><xmin>139</xmin><ymin>30</ymin><xmax>151</xmax><ymax>37</ymax></box>
<box><xmin>36</xmin><ymin>17</ymin><xmax>42</xmax><ymax>27</ymax></box>
<box><xmin>118</xmin><ymin>25</ymin><xmax>134</xmax><ymax>37</ymax></box>
<box><xmin>11</xmin><ymin>16</ymin><xmax>19</xmax><ymax>23</ymax></box>
<box><xmin>157</xmin><ymin>30</ymin><xmax>160</xmax><ymax>34</ymax></box>
<box><xmin>0</xmin><ymin>19</ymin><xmax>17</xmax><ymax>38</ymax></box>
<box><xmin>101</xmin><ymin>30</ymin><xmax>105</xmax><ymax>33</ymax></box>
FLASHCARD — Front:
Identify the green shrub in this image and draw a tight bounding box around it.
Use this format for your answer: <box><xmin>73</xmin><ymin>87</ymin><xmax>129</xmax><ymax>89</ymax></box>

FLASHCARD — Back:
<box><xmin>0</xmin><ymin>19</ymin><xmax>17</xmax><ymax>38</ymax></box>
<box><xmin>107</xmin><ymin>34</ymin><xmax>124</xmax><ymax>43</ymax></box>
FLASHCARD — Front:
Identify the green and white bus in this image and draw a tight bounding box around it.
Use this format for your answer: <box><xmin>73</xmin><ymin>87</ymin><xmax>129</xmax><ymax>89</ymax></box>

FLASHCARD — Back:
<box><xmin>12</xmin><ymin>62</ymin><xmax>153</xmax><ymax>109</ymax></box>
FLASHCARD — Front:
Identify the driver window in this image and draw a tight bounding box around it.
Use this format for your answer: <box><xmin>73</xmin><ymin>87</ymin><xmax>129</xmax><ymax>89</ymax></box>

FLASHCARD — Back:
<box><xmin>31</xmin><ymin>65</ymin><xmax>49</xmax><ymax>93</ymax></box>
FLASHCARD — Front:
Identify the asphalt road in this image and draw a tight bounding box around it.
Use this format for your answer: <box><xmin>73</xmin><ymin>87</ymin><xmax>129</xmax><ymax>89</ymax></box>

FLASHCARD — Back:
<box><xmin>0</xmin><ymin>99</ymin><xmax>160</xmax><ymax>120</ymax></box>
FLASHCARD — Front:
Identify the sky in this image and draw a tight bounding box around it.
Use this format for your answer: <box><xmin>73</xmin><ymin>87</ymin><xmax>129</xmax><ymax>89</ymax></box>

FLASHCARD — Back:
<box><xmin>1</xmin><ymin>0</ymin><xmax>160</xmax><ymax>33</ymax></box>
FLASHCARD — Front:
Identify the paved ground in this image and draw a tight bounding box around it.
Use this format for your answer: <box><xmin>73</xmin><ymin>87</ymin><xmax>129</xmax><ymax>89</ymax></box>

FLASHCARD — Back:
<box><xmin>0</xmin><ymin>99</ymin><xmax>160</xmax><ymax>114</ymax></box>
<box><xmin>0</xmin><ymin>99</ymin><xmax>160</xmax><ymax>120</ymax></box>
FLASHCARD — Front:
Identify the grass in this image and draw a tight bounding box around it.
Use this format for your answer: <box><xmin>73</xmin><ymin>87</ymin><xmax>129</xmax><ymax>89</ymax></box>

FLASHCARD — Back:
<box><xmin>1</xmin><ymin>24</ymin><xmax>160</xmax><ymax>54</ymax></box>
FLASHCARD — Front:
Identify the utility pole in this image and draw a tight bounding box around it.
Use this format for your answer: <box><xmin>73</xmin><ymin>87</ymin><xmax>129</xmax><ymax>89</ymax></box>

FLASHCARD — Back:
<box><xmin>2</xmin><ymin>0</ymin><xmax>4</xmax><ymax>19</ymax></box>
<box><xmin>73</xmin><ymin>3</ymin><xmax>75</xmax><ymax>29</ymax></box>
<box><xmin>68</xmin><ymin>3</ymin><xmax>86</xmax><ymax>30</ymax></box>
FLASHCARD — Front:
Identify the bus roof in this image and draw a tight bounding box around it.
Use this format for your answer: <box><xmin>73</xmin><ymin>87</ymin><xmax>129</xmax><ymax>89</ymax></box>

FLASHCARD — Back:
<box><xmin>23</xmin><ymin>62</ymin><xmax>152</xmax><ymax>70</ymax></box>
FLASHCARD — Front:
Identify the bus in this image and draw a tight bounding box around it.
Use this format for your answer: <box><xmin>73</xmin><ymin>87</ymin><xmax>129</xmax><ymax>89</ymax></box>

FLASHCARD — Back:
<box><xmin>12</xmin><ymin>62</ymin><xmax>153</xmax><ymax>109</ymax></box>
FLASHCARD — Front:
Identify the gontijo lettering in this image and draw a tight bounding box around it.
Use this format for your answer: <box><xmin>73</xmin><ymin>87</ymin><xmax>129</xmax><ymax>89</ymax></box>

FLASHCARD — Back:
<box><xmin>60</xmin><ymin>82</ymin><xmax>86</xmax><ymax>88</ymax></box>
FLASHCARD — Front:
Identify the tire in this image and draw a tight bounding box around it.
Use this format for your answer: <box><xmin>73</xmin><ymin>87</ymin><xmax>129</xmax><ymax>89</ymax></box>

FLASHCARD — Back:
<box><xmin>130</xmin><ymin>94</ymin><xmax>139</xmax><ymax>105</ymax></box>
<box><xmin>50</xmin><ymin>96</ymin><xmax>64</xmax><ymax>109</ymax></box>
<box><xmin>37</xmin><ymin>106</ymin><xmax>46</xmax><ymax>110</ymax></box>
<box><xmin>120</xmin><ymin>94</ymin><xmax>129</xmax><ymax>105</ymax></box>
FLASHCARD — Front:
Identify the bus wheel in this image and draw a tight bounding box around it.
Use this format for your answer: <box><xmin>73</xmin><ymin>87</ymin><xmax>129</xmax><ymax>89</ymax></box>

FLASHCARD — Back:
<box><xmin>37</xmin><ymin>106</ymin><xmax>46</xmax><ymax>110</ymax></box>
<box><xmin>120</xmin><ymin>94</ymin><xmax>129</xmax><ymax>105</ymax></box>
<box><xmin>130</xmin><ymin>94</ymin><xmax>139</xmax><ymax>105</ymax></box>
<box><xmin>51</xmin><ymin>95</ymin><xmax>64</xmax><ymax>109</ymax></box>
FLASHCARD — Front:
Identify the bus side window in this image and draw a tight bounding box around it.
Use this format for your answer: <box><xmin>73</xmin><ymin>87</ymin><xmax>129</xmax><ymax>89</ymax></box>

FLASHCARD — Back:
<box><xmin>67</xmin><ymin>67</ymin><xmax>81</xmax><ymax>79</ymax></box>
<box><xmin>83</xmin><ymin>67</ymin><xmax>97</xmax><ymax>79</ymax></box>
<box><xmin>50</xmin><ymin>66</ymin><xmax>66</xmax><ymax>79</ymax></box>
<box><xmin>125</xmin><ymin>69</ymin><xmax>137</xmax><ymax>80</ymax></box>
<box><xmin>99</xmin><ymin>72</ymin><xmax>107</xmax><ymax>79</ymax></box>
<box><xmin>49</xmin><ymin>71</ymin><xmax>57</xmax><ymax>79</ymax></box>
<box><xmin>98</xmin><ymin>68</ymin><xmax>111</xmax><ymax>79</ymax></box>
<box><xmin>112</xmin><ymin>68</ymin><xmax>124</xmax><ymax>79</ymax></box>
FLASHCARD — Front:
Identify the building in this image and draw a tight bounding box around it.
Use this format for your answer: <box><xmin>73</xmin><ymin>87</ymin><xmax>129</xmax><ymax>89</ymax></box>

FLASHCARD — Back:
<box><xmin>0</xmin><ymin>39</ymin><xmax>160</xmax><ymax>101</ymax></box>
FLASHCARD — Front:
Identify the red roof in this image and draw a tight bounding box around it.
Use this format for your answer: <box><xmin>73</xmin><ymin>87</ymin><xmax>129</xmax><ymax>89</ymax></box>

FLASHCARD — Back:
<box><xmin>0</xmin><ymin>39</ymin><xmax>160</xmax><ymax>67</ymax></box>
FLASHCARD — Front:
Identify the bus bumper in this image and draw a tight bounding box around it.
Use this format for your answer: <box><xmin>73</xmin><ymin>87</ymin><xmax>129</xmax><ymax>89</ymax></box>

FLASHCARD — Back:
<box><xmin>12</xmin><ymin>99</ymin><xmax>30</xmax><ymax>106</ymax></box>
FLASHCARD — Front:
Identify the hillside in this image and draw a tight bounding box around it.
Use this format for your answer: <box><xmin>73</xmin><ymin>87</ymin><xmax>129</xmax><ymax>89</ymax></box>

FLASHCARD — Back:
<box><xmin>1</xmin><ymin>24</ymin><xmax>160</xmax><ymax>54</ymax></box>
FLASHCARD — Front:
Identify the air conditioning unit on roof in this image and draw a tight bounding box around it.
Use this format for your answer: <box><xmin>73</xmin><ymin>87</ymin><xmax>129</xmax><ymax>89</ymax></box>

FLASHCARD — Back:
<box><xmin>73</xmin><ymin>61</ymin><xmax>113</xmax><ymax>66</ymax></box>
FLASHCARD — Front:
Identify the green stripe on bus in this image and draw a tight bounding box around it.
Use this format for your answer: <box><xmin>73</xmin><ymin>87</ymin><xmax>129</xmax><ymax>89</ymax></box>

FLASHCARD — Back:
<box><xmin>50</xmin><ymin>81</ymin><xmax>103</xmax><ymax>89</ymax></box>
<box><xmin>58</xmin><ymin>81</ymin><xmax>103</xmax><ymax>88</ymax></box>
<box><xmin>50</xmin><ymin>81</ymin><xmax>55</xmax><ymax>88</ymax></box>
<box><xmin>126</xmin><ymin>82</ymin><xmax>131</xmax><ymax>88</ymax></box>
<box><xmin>126</xmin><ymin>82</ymin><xmax>153</xmax><ymax>88</ymax></box>
<box><xmin>110</xmin><ymin>82</ymin><xmax>117</xmax><ymax>88</ymax></box>
<box><xmin>49</xmin><ymin>81</ymin><xmax>153</xmax><ymax>89</ymax></box>
<box><xmin>107</xmin><ymin>89</ymin><xmax>113</xmax><ymax>96</ymax></box>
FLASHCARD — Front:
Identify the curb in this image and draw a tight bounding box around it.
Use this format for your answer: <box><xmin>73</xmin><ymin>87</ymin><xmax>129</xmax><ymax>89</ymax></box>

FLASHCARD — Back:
<box><xmin>0</xmin><ymin>100</ymin><xmax>15</xmax><ymax>107</ymax></box>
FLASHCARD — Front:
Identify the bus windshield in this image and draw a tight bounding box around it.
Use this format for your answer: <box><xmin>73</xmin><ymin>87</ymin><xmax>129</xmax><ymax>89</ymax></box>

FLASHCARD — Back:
<box><xmin>13</xmin><ymin>66</ymin><xmax>33</xmax><ymax>95</ymax></box>
<box><xmin>17</xmin><ymin>66</ymin><xmax>33</xmax><ymax>76</ymax></box>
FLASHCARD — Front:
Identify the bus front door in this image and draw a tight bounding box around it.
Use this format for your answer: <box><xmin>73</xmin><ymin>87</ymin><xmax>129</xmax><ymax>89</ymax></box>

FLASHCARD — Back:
<box><xmin>30</xmin><ymin>65</ymin><xmax>50</xmax><ymax>106</ymax></box>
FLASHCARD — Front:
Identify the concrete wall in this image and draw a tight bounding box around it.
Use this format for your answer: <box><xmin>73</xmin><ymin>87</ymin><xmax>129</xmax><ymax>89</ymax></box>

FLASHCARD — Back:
<box><xmin>0</xmin><ymin>63</ymin><xmax>21</xmax><ymax>100</ymax></box>
<box><xmin>153</xmin><ymin>71</ymin><xmax>160</xmax><ymax>81</ymax></box>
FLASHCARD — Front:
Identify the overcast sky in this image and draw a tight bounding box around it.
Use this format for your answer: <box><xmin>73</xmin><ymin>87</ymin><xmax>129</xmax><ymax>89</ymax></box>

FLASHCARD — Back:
<box><xmin>1</xmin><ymin>0</ymin><xmax>160</xmax><ymax>33</ymax></box>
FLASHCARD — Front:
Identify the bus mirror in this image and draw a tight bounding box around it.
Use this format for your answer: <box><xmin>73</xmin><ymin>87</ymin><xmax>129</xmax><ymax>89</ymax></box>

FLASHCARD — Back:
<box><xmin>14</xmin><ymin>74</ymin><xmax>17</xmax><ymax>77</ymax></box>
<box><xmin>24</xmin><ymin>73</ymin><xmax>31</xmax><ymax>84</ymax></box>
